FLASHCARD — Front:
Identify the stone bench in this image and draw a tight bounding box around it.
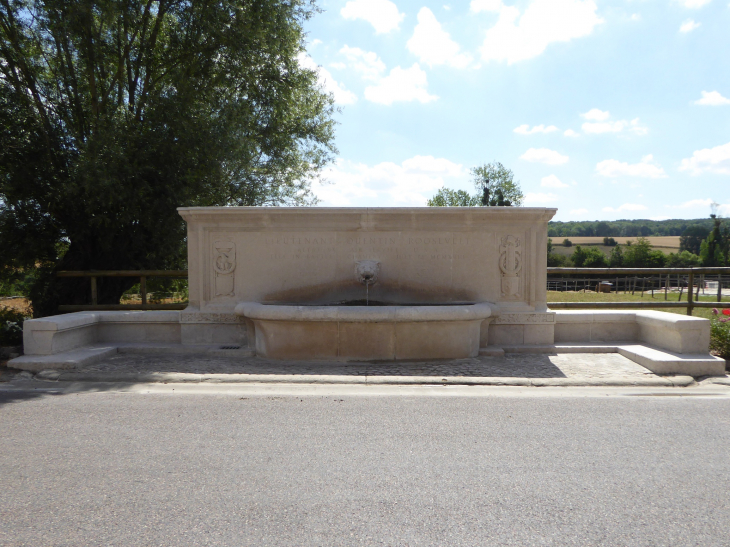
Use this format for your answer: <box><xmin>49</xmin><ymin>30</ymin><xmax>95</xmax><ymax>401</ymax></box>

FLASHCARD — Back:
<box><xmin>554</xmin><ymin>310</ymin><xmax>709</xmax><ymax>354</ymax></box>
<box><xmin>22</xmin><ymin>311</ymin><xmax>182</xmax><ymax>356</ymax></box>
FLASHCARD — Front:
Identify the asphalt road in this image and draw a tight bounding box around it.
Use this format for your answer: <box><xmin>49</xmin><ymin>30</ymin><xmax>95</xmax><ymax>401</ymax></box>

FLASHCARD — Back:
<box><xmin>1</xmin><ymin>385</ymin><xmax>729</xmax><ymax>546</ymax></box>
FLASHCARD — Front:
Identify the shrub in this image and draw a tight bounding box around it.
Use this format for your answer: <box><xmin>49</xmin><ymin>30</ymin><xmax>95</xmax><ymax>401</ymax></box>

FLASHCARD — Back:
<box><xmin>0</xmin><ymin>307</ymin><xmax>29</xmax><ymax>347</ymax></box>
<box><xmin>603</xmin><ymin>237</ymin><xmax>617</xmax><ymax>246</ymax></box>
<box><xmin>571</xmin><ymin>246</ymin><xmax>607</xmax><ymax>268</ymax></box>
<box><xmin>710</xmin><ymin>309</ymin><xmax>730</xmax><ymax>361</ymax></box>
<box><xmin>563</xmin><ymin>239</ymin><xmax>573</xmax><ymax>247</ymax></box>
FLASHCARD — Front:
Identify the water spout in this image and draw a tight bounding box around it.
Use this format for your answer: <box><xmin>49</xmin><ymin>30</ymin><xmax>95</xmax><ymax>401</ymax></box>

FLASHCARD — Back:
<box><xmin>355</xmin><ymin>260</ymin><xmax>380</xmax><ymax>306</ymax></box>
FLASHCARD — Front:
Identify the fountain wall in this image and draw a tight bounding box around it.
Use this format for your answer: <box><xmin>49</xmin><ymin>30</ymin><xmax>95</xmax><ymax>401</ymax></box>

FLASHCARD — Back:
<box><xmin>178</xmin><ymin>207</ymin><xmax>558</xmax><ymax>351</ymax></box>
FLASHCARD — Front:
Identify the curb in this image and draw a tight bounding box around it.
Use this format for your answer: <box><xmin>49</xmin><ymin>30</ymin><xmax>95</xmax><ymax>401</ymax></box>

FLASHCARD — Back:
<box><xmin>30</xmin><ymin>370</ymin><xmax>697</xmax><ymax>387</ymax></box>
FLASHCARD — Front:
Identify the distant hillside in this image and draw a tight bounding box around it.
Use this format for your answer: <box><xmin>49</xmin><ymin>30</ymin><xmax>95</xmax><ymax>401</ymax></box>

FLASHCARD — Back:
<box><xmin>547</xmin><ymin>218</ymin><xmax>720</xmax><ymax>238</ymax></box>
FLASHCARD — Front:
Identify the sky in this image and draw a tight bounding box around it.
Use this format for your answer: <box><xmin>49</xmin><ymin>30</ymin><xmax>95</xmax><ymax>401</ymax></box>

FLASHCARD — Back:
<box><xmin>299</xmin><ymin>0</ymin><xmax>730</xmax><ymax>221</ymax></box>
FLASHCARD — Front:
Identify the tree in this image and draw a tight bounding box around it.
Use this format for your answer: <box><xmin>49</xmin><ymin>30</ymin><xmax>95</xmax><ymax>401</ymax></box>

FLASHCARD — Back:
<box><xmin>665</xmin><ymin>250</ymin><xmax>701</xmax><ymax>268</ymax></box>
<box><xmin>608</xmin><ymin>245</ymin><xmax>623</xmax><ymax>267</ymax></box>
<box><xmin>0</xmin><ymin>0</ymin><xmax>337</xmax><ymax>316</ymax></box>
<box><xmin>679</xmin><ymin>226</ymin><xmax>710</xmax><ymax>255</ymax></box>
<box><xmin>571</xmin><ymin>246</ymin><xmax>607</xmax><ymax>268</ymax></box>
<box><xmin>427</xmin><ymin>188</ymin><xmax>480</xmax><ymax>207</ymax></box>
<box><xmin>563</xmin><ymin>238</ymin><xmax>572</xmax><ymax>247</ymax></box>
<box><xmin>623</xmin><ymin>238</ymin><xmax>666</xmax><ymax>268</ymax></box>
<box><xmin>427</xmin><ymin>162</ymin><xmax>524</xmax><ymax>208</ymax></box>
<box><xmin>472</xmin><ymin>162</ymin><xmax>524</xmax><ymax>207</ymax></box>
<box><xmin>698</xmin><ymin>215</ymin><xmax>728</xmax><ymax>267</ymax></box>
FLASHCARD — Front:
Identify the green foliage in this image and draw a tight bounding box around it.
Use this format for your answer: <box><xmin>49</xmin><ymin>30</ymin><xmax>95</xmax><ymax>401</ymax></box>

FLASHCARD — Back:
<box><xmin>608</xmin><ymin>245</ymin><xmax>623</xmax><ymax>267</ymax></box>
<box><xmin>571</xmin><ymin>245</ymin><xmax>607</xmax><ymax>268</ymax></box>
<box><xmin>427</xmin><ymin>162</ymin><xmax>524</xmax><ymax>208</ymax></box>
<box><xmin>623</xmin><ymin>238</ymin><xmax>666</xmax><ymax>268</ymax></box>
<box><xmin>698</xmin><ymin>217</ymin><xmax>729</xmax><ymax>267</ymax></box>
<box><xmin>710</xmin><ymin>310</ymin><xmax>730</xmax><ymax>360</ymax></box>
<box><xmin>472</xmin><ymin>162</ymin><xmax>524</xmax><ymax>207</ymax></box>
<box><xmin>0</xmin><ymin>307</ymin><xmax>28</xmax><ymax>346</ymax></box>
<box><xmin>427</xmin><ymin>188</ymin><xmax>480</xmax><ymax>207</ymax></box>
<box><xmin>546</xmin><ymin>238</ymin><xmax>571</xmax><ymax>267</ymax></box>
<box><xmin>563</xmin><ymin>238</ymin><xmax>572</xmax><ymax>247</ymax></box>
<box><xmin>603</xmin><ymin>237</ymin><xmax>617</xmax><ymax>246</ymax></box>
<box><xmin>1</xmin><ymin>0</ymin><xmax>337</xmax><ymax>316</ymax></box>
<box><xmin>549</xmin><ymin>218</ymin><xmax>715</xmax><ymax>238</ymax></box>
<box><xmin>680</xmin><ymin>226</ymin><xmax>711</xmax><ymax>254</ymax></box>
<box><xmin>665</xmin><ymin>250</ymin><xmax>701</xmax><ymax>268</ymax></box>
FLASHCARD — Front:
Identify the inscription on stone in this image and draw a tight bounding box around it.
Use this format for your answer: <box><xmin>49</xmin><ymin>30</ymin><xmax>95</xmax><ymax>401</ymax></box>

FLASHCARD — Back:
<box><xmin>262</xmin><ymin>233</ymin><xmax>471</xmax><ymax>261</ymax></box>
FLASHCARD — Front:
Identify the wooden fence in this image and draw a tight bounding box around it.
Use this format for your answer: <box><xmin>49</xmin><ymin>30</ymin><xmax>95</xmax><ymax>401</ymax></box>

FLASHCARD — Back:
<box><xmin>547</xmin><ymin>267</ymin><xmax>730</xmax><ymax>315</ymax></box>
<box><xmin>56</xmin><ymin>267</ymin><xmax>730</xmax><ymax>316</ymax></box>
<box><xmin>56</xmin><ymin>270</ymin><xmax>188</xmax><ymax>312</ymax></box>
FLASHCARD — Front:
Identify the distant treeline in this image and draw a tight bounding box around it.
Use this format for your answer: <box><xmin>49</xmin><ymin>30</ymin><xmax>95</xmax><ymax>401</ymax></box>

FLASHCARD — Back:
<box><xmin>548</xmin><ymin>218</ymin><xmax>717</xmax><ymax>238</ymax></box>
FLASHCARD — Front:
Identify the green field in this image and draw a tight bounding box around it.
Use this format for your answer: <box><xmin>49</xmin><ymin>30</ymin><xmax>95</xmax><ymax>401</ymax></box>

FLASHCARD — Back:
<box><xmin>546</xmin><ymin>290</ymin><xmax>730</xmax><ymax>320</ymax></box>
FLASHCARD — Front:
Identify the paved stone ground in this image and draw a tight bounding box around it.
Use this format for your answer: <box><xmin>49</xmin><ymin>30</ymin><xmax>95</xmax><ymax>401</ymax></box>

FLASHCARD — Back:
<box><xmin>78</xmin><ymin>352</ymin><xmax>658</xmax><ymax>380</ymax></box>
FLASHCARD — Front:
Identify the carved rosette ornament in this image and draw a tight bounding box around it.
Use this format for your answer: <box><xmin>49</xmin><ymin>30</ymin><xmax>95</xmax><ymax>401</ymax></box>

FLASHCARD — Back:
<box><xmin>213</xmin><ymin>240</ymin><xmax>236</xmax><ymax>296</ymax></box>
<box><xmin>499</xmin><ymin>235</ymin><xmax>521</xmax><ymax>297</ymax></box>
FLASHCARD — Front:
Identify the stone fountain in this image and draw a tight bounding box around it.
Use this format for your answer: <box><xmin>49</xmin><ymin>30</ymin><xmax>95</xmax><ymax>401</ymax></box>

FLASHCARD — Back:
<box><xmin>11</xmin><ymin>206</ymin><xmax>725</xmax><ymax>376</ymax></box>
<box><xmin>178</xmin><ymin>207</ymin><xmax>556</xmax><ymax>359</ymax></box>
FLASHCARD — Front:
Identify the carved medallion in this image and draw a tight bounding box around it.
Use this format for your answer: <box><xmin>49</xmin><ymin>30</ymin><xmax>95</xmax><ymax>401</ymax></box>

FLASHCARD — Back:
<box><xmin>499</xmin><ymin>235</ymin><xmax>521</xmax><ymax>298</ymax></box>
<box><xmin>213</xmin><ymin>240</ymin><xmax>236</xmax><ymax>296</ymax></box>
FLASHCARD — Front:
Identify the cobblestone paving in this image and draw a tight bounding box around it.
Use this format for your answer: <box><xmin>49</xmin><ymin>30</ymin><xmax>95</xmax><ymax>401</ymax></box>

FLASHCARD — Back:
<box><xmin>79</xmin><ymin>352</ymin><xmax>657</xmax><ymax>380</ymax></box>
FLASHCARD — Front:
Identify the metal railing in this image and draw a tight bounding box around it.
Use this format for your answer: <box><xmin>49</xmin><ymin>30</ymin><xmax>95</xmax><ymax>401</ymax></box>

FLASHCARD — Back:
<box><xmin>547</xmin><ymin>267</ymin><xmax>730</xmax><ymax>315</ymax></box>
<box><xmin>56</xmin><ymin>270</ymin><xmax>188</xmax><ymax>312</ymax></box>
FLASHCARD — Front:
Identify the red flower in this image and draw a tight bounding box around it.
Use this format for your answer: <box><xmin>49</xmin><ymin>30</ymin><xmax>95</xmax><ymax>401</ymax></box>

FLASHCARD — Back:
<box><xmin>723</xmin><ymin>309</ymin><xmax>730</xmax><ymax>316</ymax></box>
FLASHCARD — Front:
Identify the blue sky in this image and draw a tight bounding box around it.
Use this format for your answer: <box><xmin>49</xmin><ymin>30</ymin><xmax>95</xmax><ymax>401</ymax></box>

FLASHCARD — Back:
<box><xmin>299</xmin><ymin>0</ymin><xmax>730</xmax><ymax>221</ymax></box>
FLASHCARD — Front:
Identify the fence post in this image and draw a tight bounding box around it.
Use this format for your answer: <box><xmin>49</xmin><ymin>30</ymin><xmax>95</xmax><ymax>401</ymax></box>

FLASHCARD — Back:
<box><xmin>91</xmin><ymin>276</ymin><xmax>98</xmax><ymax>306</ymax></box>
<box><xmin>687</xmin><ymin>271</ymin><xmax>694</xmax><ymax>316</ymax></box>
<box><xmin>719</xmin><ymin>274</ymin><xmax>723</xmax><ymax>303</ymax></box>
<box><xmin>140</xmin><ymin>276</ymin><xmax>147</xmax><ymax>306</ymax></box>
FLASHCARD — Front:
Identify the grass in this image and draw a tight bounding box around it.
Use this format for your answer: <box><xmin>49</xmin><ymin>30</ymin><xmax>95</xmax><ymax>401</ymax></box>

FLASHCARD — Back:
<box><xmin>547</xmin><ymin>290</ymin><xmax>730</xmax><ymax>320</ymax></box>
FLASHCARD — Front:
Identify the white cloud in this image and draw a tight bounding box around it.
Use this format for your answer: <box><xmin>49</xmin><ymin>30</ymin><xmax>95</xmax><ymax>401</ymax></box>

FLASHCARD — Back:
<box><xmin>341</xmin><ymin>0</ymin><xmax>405</xmax><ymax>34</ymax></box>
<box><xmin>630</xmin><ymin>13</ymin><xmax>641</xmax><ymax>21</ymax></box>
<box><xmin>329</xmin><ymin>62</ymin><xmax>347</xmax><ymax>70</ymax></box>
<box><xmin>310</xmin><ymin>39</ymin><xmax>323</xmax><ymax>47</ymax></box>
<box><xmin>313</xmin><ymin>156</ymin><xmax>466</xmax><ymax>206</ymax></box>
<box><xmin>602</xmin><ymin>203</ymin><xmax>648</xmax><ymax>212</ymax></box>
<box><xmin>679</xmin><ymin>142</ymin><xmax>730</xmax><ymax>175</ymax></box>
<box><xmin>298</xmin><ymin>53</ymin><xmax>357</xmax><ymax>105</ymax></box>
<box><xmin>669</xmin><ymin>198</ymin><xmax>715</xmax><ymax>209</ymax></box>
<box><xmin>541</xmin><ymin>175</ymin><xmax>569</xmax><ymax>188</ymax></box>
<box><xmin>407</xmin><ymin>8</ymin><xmax>472</xmax><ymax>68</ymax></box>
<box><xmin>520</xmin><ymin>148</ymin><xmax>569</xmax><ymax>165</ymax></box>
<box><xmin>694</xmin><ymin>90</ymin><xmax>730</xmax><ymax>106</ymax></box>
<box><xmin>479</xmin><ymin>0</ymin><xmax>602</xmax><ymax>64</ymax></box>
<box><xmin>581</xmin><ymin>108</ymin><xmax>610</xmax><ymax>121</ymax></box>
<box><xmin>680</xmin><ymin>19</ymin><xmax>701</xmax><ymax>33</ymax></box>
<box><xmin>514</xmin><ymin>124</ymin><xmax>559</xmax><ymax>135</ymax></box>
<box><xmin>595</xmin><ymin>154</ymin><xmax>667</xmax><ymax>178</ymax></box>
<box><xmin>582</xmin><ymin>118</ymin><xmax>648</xmax><ymax>135</ymax></box>
<box><xmin>677</xmin><ymin>0</ymin><xmax>712</xmax><ymax>7</ymax></box>
<box><xmin>570</xmin><ymin>208</ymin><xmax>589</xmax><ymax>215</ymax></box>
<box><xmin>564</xmin><ymin>129</ymin><xmax>579</xmax><ymax>137</ymax></box>
<box><xmin>580</xmin><ymin>110</ymin><xmax>647</xmax><ymax>135</ymax></box>
<box><xmin>364</xmin><ymin>63</ymin><xmax>438</xmax><ymax>105</ymax></box>
<box><xmin>339</xmin><ymin>46</ymin><xmax>386</xmax><ymax>81</ymax></box>
<box><xmin>470</xmin><ymin>0</ymin><xmax>503</xmax><ymax>12</ymax></box>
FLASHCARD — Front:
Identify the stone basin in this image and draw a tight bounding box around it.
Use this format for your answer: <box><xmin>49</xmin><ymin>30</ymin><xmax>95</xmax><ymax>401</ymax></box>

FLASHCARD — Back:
<box><xmin>235</xmin><ymin>302</ymin><xmax>493</xmax><ymax>360</ymax></box>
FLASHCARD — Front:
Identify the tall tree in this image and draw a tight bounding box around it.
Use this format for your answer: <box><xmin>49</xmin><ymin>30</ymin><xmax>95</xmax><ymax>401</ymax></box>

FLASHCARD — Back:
<box><xmin>472</xmin><ymin>162</ymin><xmax>524</xmax><ymax>207</ymax></box>
<box><xmin>427</xmin><ymin>161</ymin><xmax>524</xmax><ymax>208</ymax></box>
<box><xmin>0</xmin><ymin>0</ymin><xmax>337</xmax><ymax>315</ymax></box>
